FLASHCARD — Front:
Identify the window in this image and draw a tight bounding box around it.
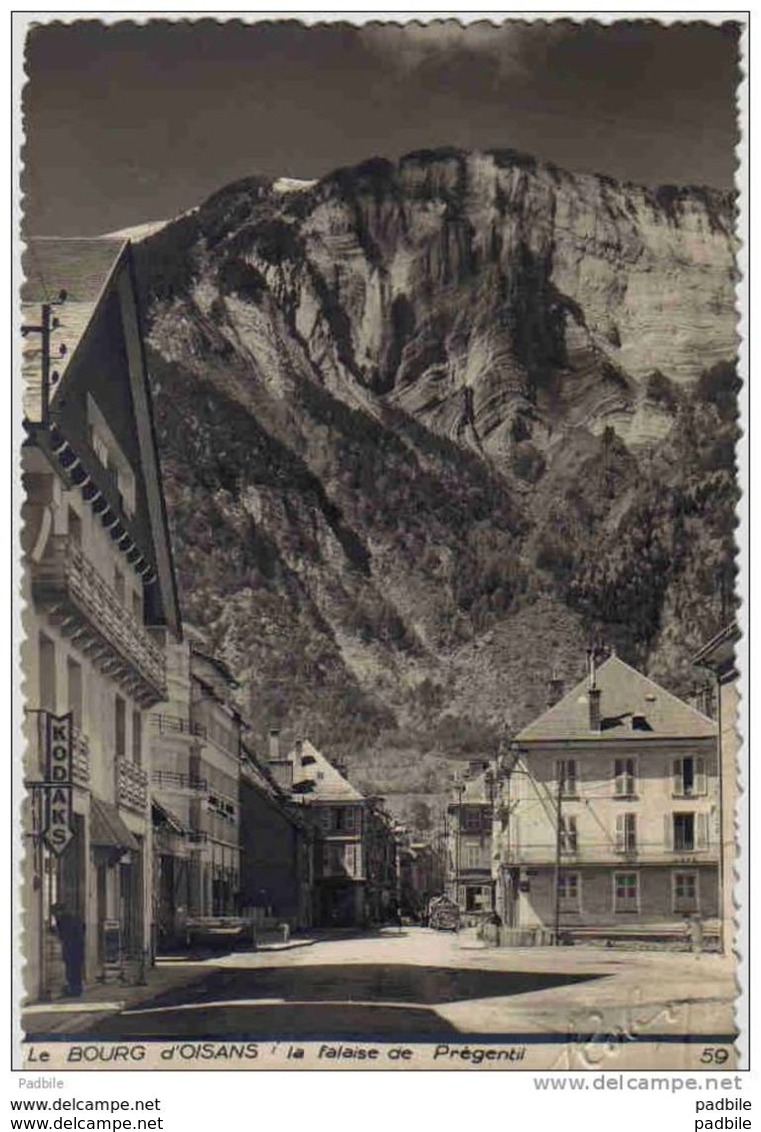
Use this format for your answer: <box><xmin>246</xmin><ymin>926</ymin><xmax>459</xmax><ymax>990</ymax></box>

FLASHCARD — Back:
<box><xmin>464</xmin><ymin>843</ymin><xmax>482</xmax><ymax>869</ymax></box>
<box><xmin>114</xmin><ymin>568</ymin><xmax>125</xmax><ymax>605</ymax></box>
<box><xmin>115</xmin><ymin>696</ymin><xmax>126</xmax><ymax>759</ymax></box>
<box><xmin>614</xmin><ymin>872</ymin><xmax>639</xmax><ymax>913</ymax></box>
<box><xmin>614</xmin><ymin>758</ymin><xmax>637</xmax><ymax>797</ymax></box>
<box><xmin>671</xmin><ymin>813</ymin><xmax>708</xmax><ymax>852</ymax></box>
<box><xmin>39</xmin><ymin>634</ymin><xmax>56</xmax><ymax>714</ymax></box>
<box><xmin>335</xmin><ymin>807</ymin><xmax>356</xmax><ymax>833</ymax></box>
<box><xmin>673</xmin><ymin>872</ymin><xmax>699</xmax><ymax>914</ymax></box>
<box><xmin>673</xmin><ymin>813</ymin><xmax>695</xmax><ymax>851</ymax></box>
<box><xmin>461</xmin><ymin>808</ymin><xmax>484</xmax><ymax>832</ymax></box>
<box><xmin>68</xmin><ymin>506</ymin><xmax>82</xmax><ymax>547</ymax></box>
<box><xmin>67</xmin><ymin>658</ymin><xmax>83</xmax><ymax>731</ymax></box>
<box><xmin>560</xmin><ymin>815</ymin><xmax>578</xmax><ymax>853</ymax></box>
<box><xmin>558</xmin><ymin>872</ymin><xmax>581</xmax><ymax>910</ymax></box>
<box><xmin>322</xmin><ymin>844</ymin><xmax>345</xmax><ymax>876</ymax></box>
<box><xmin>89</xmin><ymin>425</ymin><xmax>109</xmax><ymax>467</ymax></box>
<box><xmin>465</xmin><ymin>886</ymin><xmax>489</xmax><ymax>912</ymax></box>
<box><xmin>557</xmin><ymin>759</ymin><xmax>578</xmax><ymax>797</ymax></box>
<box><xmin>117</xmin><ymin>466</ymin><xmax>136</xmax><ymax>517</ymax></box>
<box><xmin>132</xmin><ymin>711</ymin><xmax>142</xmax><ymax>767</ymax></box>
<box><xmin>673</xmin><ymin>757</ymin><xmax>706</xmax><ymax>797</ymax></box>
<box><xmin>132</xmin><ymin>589</ymin><xmax>143</xmax><ymax>624</ymax></box>
<box><xmin>615</xmin><ymin>813</ymin><xmax>637</xmax><ymax>853</ymax></box>
<box><xmin>344</xmin><ymin>844</ymin><xmax>361</xmax><ymax>877</ymax></box>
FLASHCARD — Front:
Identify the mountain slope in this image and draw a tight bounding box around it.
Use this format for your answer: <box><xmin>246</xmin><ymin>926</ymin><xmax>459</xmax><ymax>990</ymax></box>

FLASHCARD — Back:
<box><xmin>133</xmin><ymin>147</ymin><xmax>738</xmax><ymax>815</ymax></box>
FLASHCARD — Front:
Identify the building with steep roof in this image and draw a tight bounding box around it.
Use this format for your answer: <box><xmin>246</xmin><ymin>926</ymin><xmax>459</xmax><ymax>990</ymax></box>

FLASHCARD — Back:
<box><xmin>21</xmin><ymin>237</ymin><xmax>180</xmax><ymax>1000</ymax></box>
<box><xmin>503</xmin><ymin>654</ymin><xmax>719</xmax><ymax>941</ymax></box>
<box><xmin>274</xmin><ymin>737</ymin><xmax>399</xmax><ymax>927</ymax></box>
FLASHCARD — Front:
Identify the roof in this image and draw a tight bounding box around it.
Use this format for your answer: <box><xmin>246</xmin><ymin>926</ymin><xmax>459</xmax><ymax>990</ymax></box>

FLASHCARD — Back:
<box><xmin>22</xmin><ymin>238</ymin><xmax>127</xmax><ymax>404</ymax></box>
<box><xmin>288</xmin><ymin>738</ymin><xmax>365</xmax><ymax>802</ymax></box>
<box><xmin>516</xmin><ymin>654</ymin><xmax>717</xmax><ymax>743</ymax></box>
<box><xmin>22</xmin><ymin>235</ymin><xmax>182</xmax><ymax>639</ymax></box>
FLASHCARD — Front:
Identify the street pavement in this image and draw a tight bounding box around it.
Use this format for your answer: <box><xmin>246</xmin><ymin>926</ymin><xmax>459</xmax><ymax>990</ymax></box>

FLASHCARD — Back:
<box><xmin>22</xmin><ymin>927</ymin><xmax>737</xmax><ymax>1047</ymax></box>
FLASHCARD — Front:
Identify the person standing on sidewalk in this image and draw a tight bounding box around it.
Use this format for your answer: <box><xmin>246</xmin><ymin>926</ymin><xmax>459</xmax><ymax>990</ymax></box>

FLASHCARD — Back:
<box><xmin>51</xmin><ymin>902</ymin><xmax>85</xmax><ymax>998</ymax></box>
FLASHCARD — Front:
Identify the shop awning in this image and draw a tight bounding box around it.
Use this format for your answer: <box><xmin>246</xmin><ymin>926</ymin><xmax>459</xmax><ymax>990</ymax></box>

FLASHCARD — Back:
<box><xmin>152</xmin><ymin>800</ymin><xmax>186</xmax><ymax>835</ymax></box>
<box><xmin>90</xmin><ymin>797</ymin><xmax>140</xmax><ymax>852</ymax></box>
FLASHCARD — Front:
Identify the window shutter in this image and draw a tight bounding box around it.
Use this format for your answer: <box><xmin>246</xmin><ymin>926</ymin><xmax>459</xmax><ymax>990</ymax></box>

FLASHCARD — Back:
<box><xmin>664</xmin><ymin>814</ymin><xmax>673</xmax><ymax>851</ymax></box>
<box><xmin>672</xmin><ymin>758</ymin><xmax>682</xmax><ymax>795</ymax></box>
<box><xmin>615</xmin><ymin>814</ymin><xmax>624</xmax><ymax>852</ymax></box>
<box><xmin>614</xmin><ymin>759</ymin><xmax>622</xmax><ymax>795</ymax></box>
<box><xmin>695</xmin><ymin>758</ymin><xmax>707</xmax><ymax>796</ymax></box>
<box><xmin>696</xmin><ymin>812</ymin><xmax>709</xmax><ymax>849</ymax></box>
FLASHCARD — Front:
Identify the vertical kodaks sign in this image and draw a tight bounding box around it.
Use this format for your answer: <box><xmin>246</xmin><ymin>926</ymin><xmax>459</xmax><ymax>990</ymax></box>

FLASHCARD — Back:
<box><xmin>43</xmin><ymin>712</ymin><xmax>74</xmax><ymax>855</ymax></box>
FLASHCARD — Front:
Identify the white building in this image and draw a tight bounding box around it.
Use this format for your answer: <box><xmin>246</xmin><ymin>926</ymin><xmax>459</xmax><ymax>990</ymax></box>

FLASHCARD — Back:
<box><xmin>20</xmin><ymin>238</ymin><xmax>180</xmax><ymax>1000</ymax></box>
<box><xmin>502</xmin><ymin>654</ymin><xmax>719</xmax><ymax>943</ymax></box>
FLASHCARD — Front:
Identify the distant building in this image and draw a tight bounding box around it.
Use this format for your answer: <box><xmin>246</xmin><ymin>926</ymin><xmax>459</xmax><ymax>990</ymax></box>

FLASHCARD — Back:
<box><xmin>505</xmin><ymin>654</ymin><xmax>720</xmax><ymax>941</ymax></box>
<box><xmin>20</xmin><ymin>238</ymin><xmax>180</xmax><ymax>999</ymax></box>
<box><xmin>446</xmin><ymin>760</ymin><xmax>496</xmax><ymax>919</ymax></box>
<box><xmin>693</xmin><ymin>623</ymin><xmax>740</xmax><ymax>954</ymax></box>
<box><xmin>280</xmin><ymin>739</ymin><xmax>399</xmax><ymax>927</ymax></box>
<box><xmin>399</xmin><ymin>835</ymin><xmax>447</xmax><ymax>919</ymax></box>
<box><xmin>239</xmin><ymin>733</ymin><xmax>313</xmax><ymax>931</ymax></box>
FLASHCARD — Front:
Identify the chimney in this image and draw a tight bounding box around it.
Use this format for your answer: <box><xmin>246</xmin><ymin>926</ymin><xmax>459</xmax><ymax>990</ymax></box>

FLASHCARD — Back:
<box><xmin>268</xmin><ymin>728</ymin><xmax>280</xmax><ymax>762</ymax></box>
<box><xmin>587</xmin><ymin>650</ymin><xmax>601</xmax><ymax>732</ymax></box>
<box><xmin>547</xmin><ymin>669</ymin><xmax>564</xmax><ymax>707</ymax></box>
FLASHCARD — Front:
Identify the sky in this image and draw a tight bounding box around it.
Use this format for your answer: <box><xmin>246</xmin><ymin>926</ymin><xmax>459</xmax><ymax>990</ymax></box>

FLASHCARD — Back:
<box><xmin>20</xmin><ymin>17</ymin><xmax>742</xmax><ymax>236</ymax></box>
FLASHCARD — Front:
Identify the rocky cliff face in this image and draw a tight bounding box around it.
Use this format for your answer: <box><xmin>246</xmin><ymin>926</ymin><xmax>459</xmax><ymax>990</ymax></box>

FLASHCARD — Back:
<box><xmin>134</xmin><ymin>147</ymin><xmax>738</xmax><ymax>815</ymax></box>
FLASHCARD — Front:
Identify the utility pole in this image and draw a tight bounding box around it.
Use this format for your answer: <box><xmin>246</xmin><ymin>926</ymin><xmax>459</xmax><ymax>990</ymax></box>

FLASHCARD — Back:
<box><xmin>454</xmin><ymin>781</ymin><xmax>464</xmax><ymax>910</ymax></box>
<box><xmin>553</xmin><ymin>771</ymin><xmax>562</xmax><ymax>944</ymax></box>
<box><xmin>22</xmin><ymin>290</ymin><xmax>67</xmax><ymax>426</ymax></box>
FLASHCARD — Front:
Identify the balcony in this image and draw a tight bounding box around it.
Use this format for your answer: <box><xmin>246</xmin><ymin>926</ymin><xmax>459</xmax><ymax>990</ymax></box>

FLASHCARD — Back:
<box><xmin>152</xmin><ymin>715</ymin><xmax>207</xmax><ymax>739</ymax></box>
<box><xmin>71</xmin><ymin>728</ymin><xmax>90</xmax><ymax>786</ymax></box>
<box><xmin>152</xmin><ymin>769</ymin><xmax>208</xmax><ymax>793</ymax></box>
<box><xmin>507</xmin><ymin>841</ymin><xmax>718</xmax><ymax>866</ymax></box>
<box><xmin>30</xmin><ymin>534</ymin><xmax>166</xmax><ymax>705</ymax></box>
<box><xmin>117</xmin><ymin>758</ymin><xmax>148</xmax><ymax>813</ymax></box>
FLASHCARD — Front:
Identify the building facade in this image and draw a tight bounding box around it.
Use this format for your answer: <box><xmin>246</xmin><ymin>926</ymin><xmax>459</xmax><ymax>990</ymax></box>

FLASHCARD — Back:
<box><xmin>399</xmin><ymin>835</ymin><xmax>447</xmax><ymax>919</ymax></box>
<box><xmin>20</xmin><ymin>239</ymin><xmax>180</xmax><ymax>999</ymax></box>
<box><xmin>504</xmin><ymin>654</ymin><xmax>720</xmax><ymax>940</ymax></box>
<box><xmin>239</xmin><ymin>735</ymin><xmax>313</xmax><ymax>931</ymax></box>
<box><xmin>446</xmin><ymin>761</ymin><xmax>495</xmax><ymax>918</ymax></box>
<box><xmin>693</xmin><ymin>623</ymin><xmax>740</xmax><ymax>954</ymax></box>
<box><xmin>151</xmin><ymin>640</ymin><xmax>243</xmax><ymax>946</ymax></box>
<box><xmin>279</xmin><ymin>739</ymin><xmax>400</xmax><ymax>928</ymax></box>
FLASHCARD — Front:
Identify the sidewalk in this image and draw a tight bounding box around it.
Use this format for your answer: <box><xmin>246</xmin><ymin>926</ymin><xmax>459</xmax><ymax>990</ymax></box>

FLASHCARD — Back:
<box><xmin>22</xmin><ymin>935</ymin><xmax>321</xmax><ymax>1037</ymax></box>
<box><xmin>21</xmin><ymin>958</ymin><xmax>211</xmax><ymax>1037</ymax></box>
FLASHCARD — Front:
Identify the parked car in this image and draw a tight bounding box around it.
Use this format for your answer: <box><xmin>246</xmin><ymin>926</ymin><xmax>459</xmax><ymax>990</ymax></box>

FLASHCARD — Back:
<box><xmin>184</xmin><ymin>916</ymin><xmax>255</xmax><ymax>951</ymax></box>
<box><xmin>427</xmin><ymin>895</ymin><xmax>460</xmax><ymax>932</ymax></box>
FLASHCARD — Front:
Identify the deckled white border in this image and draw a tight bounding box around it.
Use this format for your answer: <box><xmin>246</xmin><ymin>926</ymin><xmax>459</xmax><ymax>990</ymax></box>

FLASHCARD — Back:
<box><xmin>9</xmin><ymin>8</ymin><xmax>750</xmax><ymax>1089</ymax></box>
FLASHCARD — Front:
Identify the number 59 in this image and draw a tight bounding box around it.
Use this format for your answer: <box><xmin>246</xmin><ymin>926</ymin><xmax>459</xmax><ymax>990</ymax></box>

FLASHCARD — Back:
<box><xmin>700</xmin><ymin>1047</ymin><xmax>730</xmax><ymax>1064</ymax></box>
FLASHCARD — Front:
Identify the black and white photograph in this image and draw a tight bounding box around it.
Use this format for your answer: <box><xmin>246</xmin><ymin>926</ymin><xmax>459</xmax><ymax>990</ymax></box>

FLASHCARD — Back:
<box><xmin>15</xmin><ymin>14</ymin><xmax>745</xmax><ymax>1073</ymax></box>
